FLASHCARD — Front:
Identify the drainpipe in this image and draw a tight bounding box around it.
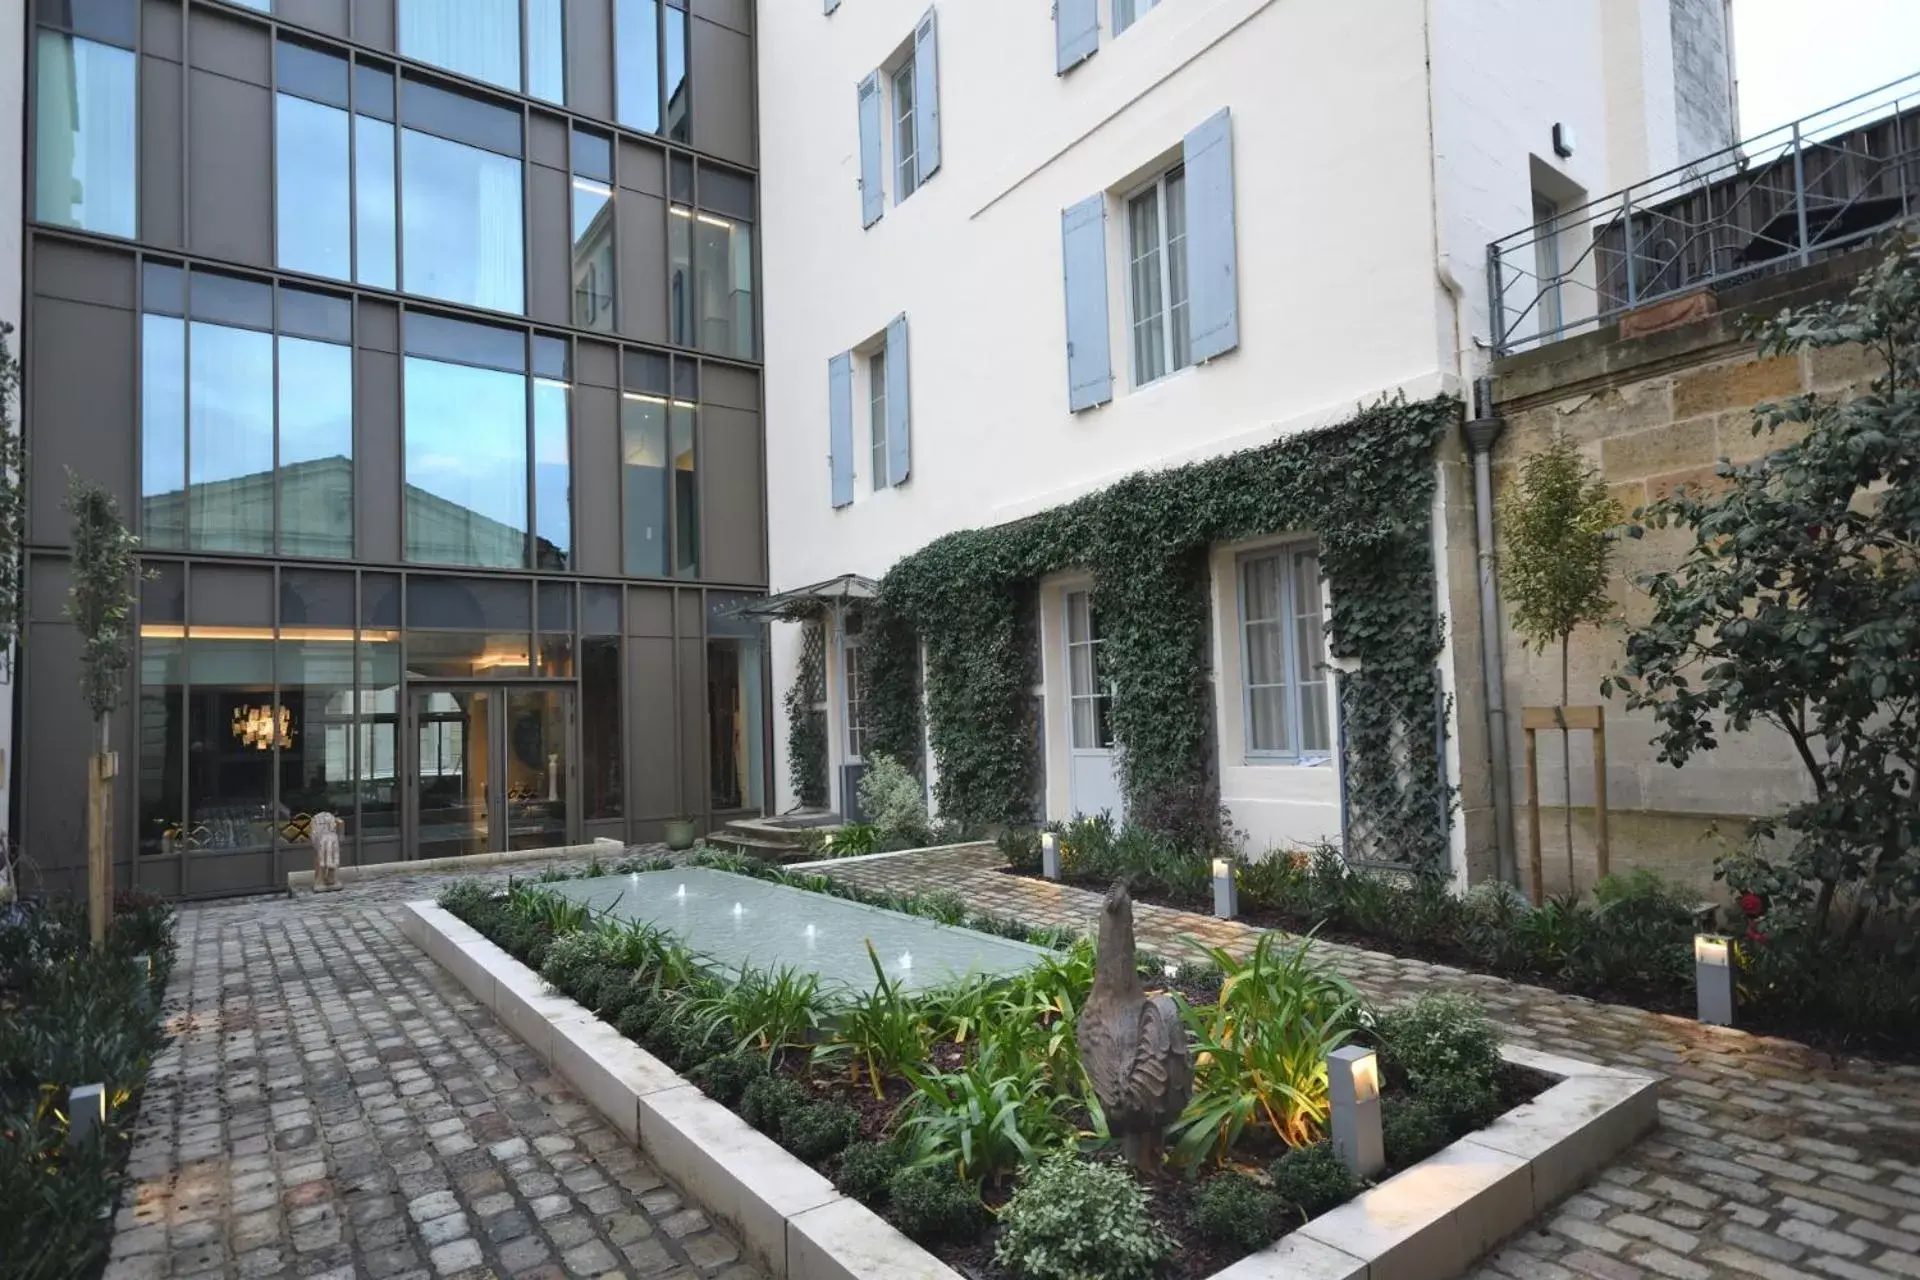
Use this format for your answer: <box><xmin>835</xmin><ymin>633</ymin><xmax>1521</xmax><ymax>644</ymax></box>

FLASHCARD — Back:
<box><xmin>1463</xmin><ymin>377</ymin><xmax>1517</xmax><ymax>887</ymax></box>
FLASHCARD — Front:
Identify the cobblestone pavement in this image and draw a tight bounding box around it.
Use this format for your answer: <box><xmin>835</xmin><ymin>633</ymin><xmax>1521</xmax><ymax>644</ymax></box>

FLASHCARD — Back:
<box><xmin>106</xmin><ymin>849</ymin><xmax>761</xmax><ymax>1280</ymax></box>
<box><xmin>822</xmin><ymin>845</ymin><xmax>1920</xmax><ymax>1280</ymax></box>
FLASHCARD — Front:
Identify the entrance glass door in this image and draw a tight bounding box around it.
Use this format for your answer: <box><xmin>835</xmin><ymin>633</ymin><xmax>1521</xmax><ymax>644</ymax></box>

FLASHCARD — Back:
<box><xmin>411</xmin><ymin>685</ymin><xmax>574</xmax><ymax>860</ymax></box>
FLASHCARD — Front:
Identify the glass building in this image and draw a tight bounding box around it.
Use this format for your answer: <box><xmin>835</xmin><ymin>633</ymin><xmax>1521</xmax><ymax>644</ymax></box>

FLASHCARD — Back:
<box><xmin>19</xmin><ymin>0</ymin><xmax>765</xmax><ymax>898</ymax></box>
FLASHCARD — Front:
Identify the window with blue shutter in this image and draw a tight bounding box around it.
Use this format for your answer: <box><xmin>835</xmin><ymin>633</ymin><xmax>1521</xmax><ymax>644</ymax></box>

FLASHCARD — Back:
<box><xmin>885</xmin><ymin>314</ymin><xmax>911</xmax><ymax>486</ymax></box>
<box><xmin>1056</xmin><ymin>0</ymin><xmax>1100</xmax><ymax>73</ymax></box>
<box><xmin>829</xmin><ymin>352</ymin><xmax>855</xmax><ymax>508</ymax></box>
<box><xmin>1061</xmin><ymin>195</ymin><xmax>1114</xmax><ymax>412</ymax></box>
<box><xmin>857</xmin><ymin>72</ymin><xmax>885</xmax><ymax>228</ymax></box>
<box><xmin>1182</xmin><ymin>107</ymin><xmax>1240</xmax><ymax>362</ymax></box>
<box><xmin>912</xmin><ymin>10</ymin><xmax>941</xmax><ymax>182</ymax></box>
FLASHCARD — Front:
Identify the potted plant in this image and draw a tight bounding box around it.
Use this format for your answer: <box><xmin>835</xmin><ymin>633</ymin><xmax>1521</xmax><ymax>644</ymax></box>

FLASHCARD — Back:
<box><xmin>662</xmin><ymin>817</ymin><xmax>698</xmax><ymax>851</ymax></box>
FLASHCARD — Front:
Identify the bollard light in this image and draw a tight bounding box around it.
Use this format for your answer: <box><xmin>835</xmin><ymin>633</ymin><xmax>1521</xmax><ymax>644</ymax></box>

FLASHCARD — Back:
<box><xmin>1041</xmin><ymin>832</ymin><xmax>1061</xmax><ymax>881</ymax></box>
<box><xmin>67</xmin><ymin>1083</ymin><xmax>107</xmax><ymax>1147</ymax></box>
<box><xmin>1327</xmin><ymin>1046</ymin><xmax>1384</xmax><ymax>1178</ymax></box>
<box><xmin>1694</xmin><ymin>934</ymin><xmax>1735</xmax><ymax>1026</ymax></box>
<box><xmin>1211</xmin><ymin>858</ymin><xmax>1237</xmax><ymax>919</ymax></box>
<box><xmin>130</xmin><ymin>953</ymin><xmax>152</xmax><ymax>1011</ymax></box>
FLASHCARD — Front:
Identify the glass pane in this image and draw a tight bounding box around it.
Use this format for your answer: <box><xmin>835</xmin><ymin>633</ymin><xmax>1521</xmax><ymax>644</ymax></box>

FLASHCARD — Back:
<box><xmin>616</xmin><ymin>0</ymin><xmax>662</xmax><ymax>134</ymax></box>
<box><xmin>404</xmin><ymin>356</ymin><xmax>529</xmax><ymax>568</ymax></box>
<box><xmin>582</xmin><ymin>635</ymin><xmax>622</xmax><ymax>818</ymax></box>
<box><xmin>405</xmin><ymin>631</ymin><xmax>531</xmax><ymax>678</ymax></box>
<box><xmin>279</xmin><ymin>568</ymin><xmax>354</xmax><ymax>629</ymax></box>
<box><xmin>33</xmin><ymin>32</ymin><xmax>135</xmax><ymax>238</ymax></box>
<box><xmin>528</xmin><ymin>0</ymin><xmax>566</xmax><ymax>104</ymax></box>
<box><xmin>138</xmin><ymin>639</ymin><xmax>184</xmax><ymax>857</ymax></box>
<box><xmin>709</xmin><ymin>637</ymin><xmax>763</xmax><ymax>811</ymax></box>
<box><xmin>1299</xmin><ymin>676</ymin><xmax>1330</xmax><ymax>755</ymax></box>
<box><xmin>868</xmin><ymin>349</ymin><xmax>887</xmax><ymax>488</ymax></box>
<box><xmin>141</xmin><ymin>314</ymin><xmax>186</xmax><ymax>549</ymax></box>
<box><xmin>1070</xmin><ymin>697</ymin><xmax>1096</xmax><ymax>751</ymax></box>
<box><xmin>533</xmin><ymin>376</ymin><xmax>572</xmax><ymax>570</ymax></box>
<box><xmin>583</xmin><ymin>584</ymin><xmax>620</xmax><ymax>636</ymax></box>
<box><xmin>663</xmin><ymin>4</ymin><xmax>689</xmax><ymax>141</ymax></box>
<box><xmin>276</xmin><ymin>639</ymin><xmax>356</xmax><ymax>850</ymax></box>
<box><xmin>415</xmin><ymin>687</ymin><xmax>491</xmax><ymax>858</ymax></box>
<box><xmin>671</xmin><ymin>402</ymin><xmax>697</xmax><ymax>577</ymax></box>
<box><xmin>277</xmin><ymin>41</ymin><xmax>350</xmax><ymax>108</ymax></box>
<box><xmin>668</xmin><ymin>206</ymin><xmax>693</xmax><ymax>346</ymax></box>
<box><xmin>1244</xmin><ymin>619</ymin><xmax>1282</xmax><ymax>687</ymax></box>
<box><xmin>621</xmin><ymin>394</ymin><xmax>667</xmax><ymax>575</ymax></box>
<box><xmin>505</xmin><ymin>689</ymin><xmax>569</xmax><ymax>849</ymax></box>
<box><xmin>401</xmin><ymin>129</ymin><xmax>525</xmax><ymax>315</ymax></box>
<box><xmin>189</xmin><ymin>322</ymin><xmax>275</xmax><ymax>554</ymax></box>
<box><xmin>1249</xmin><ymin>684</ymin><xmax>1289</xmax><ymax>754</ymax></box>
<box><xmin>357</xmin><ymin>639</ymin><xmax>401</xmax><ymax>836</ymax></box>
<box><xmin>1066</xmin><ymin>591</ymin><xmax>1090</xmax><ymax>645</ymax></box>
<box><xmin>407</xmin><ymin>575</ymin><xmax>530</xmax><ymax>629</ymax></box>
<box><xmin>187</xmin><ymin>637</ymin><xmax>277</xmax><ymax>851</ymax></box>
<box><xmin>536</xmin><ymin>633</ymin><xmax>573</xmax><ymax>677</ymax></box>
<box><xmin>143</xmin><ymin>561</ymin><xmax>185</xmax><ymax>623</ymax></box>
<box><xmin>278</xmin><ymin>337</ymin><xmax>354</xmax><ymax>558</ymax></box>
<box><xmin>397</xmin><ymin>0</ymin><xmax>520</xmax><ymax>92</ymax></box>
<box><xmin>354</xmin><ymin>116</ymin><xmax>398</xmax><ymax>289</ymax></box>
<box><xmin>276</xmin><ymin>95</ymin><xmax>352</xmax><ymax>281</ymax></box>
<box><xmin>694</xmin><ymin>212</ymin><xmax>753</xmax><ymax>359</ymax></box>
<box><xmin>572</xmin><ymin>177</ymin><xmax>615</xmax><ymax>330</ymax></box>
<box><xmin>1166</xmin><ymin>168</ymin><xmax>1190</xmax><ymax>370</ymax></box>
<box><xmin>1241</xmin><ymin>555</ymin><xmax>1280</xmax><ymax>622</ymax></box>
<box><xmin>892</xmin><ymin>64</ymin><xmax>916</xmax><ymax>198</ymax></box>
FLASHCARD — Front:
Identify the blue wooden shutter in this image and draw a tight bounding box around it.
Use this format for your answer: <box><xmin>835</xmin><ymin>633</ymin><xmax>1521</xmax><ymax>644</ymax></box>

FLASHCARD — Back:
<box><xmin>1056</xmin><ymin>0</ymin><xmax>1099</xmax><ymax>73</ymax></box>
<box><xmin>1061</xmin><ymin>194</ymin><xmax>1113</xmax><ymax>412</ymax></box>
<box><xmin>913</xmin><ymin>9</ymin><xmax>941</xmax><ymax>181</ymax></box>
<box><xmin>1183</xmin><ymin>107</ymin><xmax>1240</xmax><ymax>362</ymax></box>
<box><xmin>829</xmin><ymin>352</ymin><xmax>854</xmax><ymax>508</ymax></box>
<box><xmin>857</xmin><ymin>72</ymin><xmax>884</xmax><ymax>228</ymax></box>
<box><xmin>885</xmin><ymin>314</ymin><xmax>911</xmax><ymax>486</ymax></box>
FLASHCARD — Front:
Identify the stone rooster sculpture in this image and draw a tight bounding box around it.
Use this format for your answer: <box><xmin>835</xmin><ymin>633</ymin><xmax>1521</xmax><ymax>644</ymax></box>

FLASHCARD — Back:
<box><xmin>1077</xmin><ymin>882</ymin><xmax>1193</xmax><ymax>1174</ymax></box>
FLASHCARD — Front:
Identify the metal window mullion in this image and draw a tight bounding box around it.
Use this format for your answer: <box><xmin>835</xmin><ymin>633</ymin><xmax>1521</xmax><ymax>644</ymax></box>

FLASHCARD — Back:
<box><xmin>1156</xmin><ymin>176</ymin><xmax>1176</xmax><ymax>376</ymax></box>
<box><xmin>524</xmin><ymin>335</ymin><xmax>536</xmax><ymax>569</ymax></box>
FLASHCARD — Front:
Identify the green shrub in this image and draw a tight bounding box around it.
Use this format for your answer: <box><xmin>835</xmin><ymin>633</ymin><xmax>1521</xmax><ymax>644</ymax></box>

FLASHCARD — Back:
<box><xmin>686</xmin><ymin>1052</ymin><xmax>766</xmax><ymax>1108</ymax></box>
<box><xmin>993</xmin><ymin>1155</ymin><xmax>1172</xmax><ymax>1280</ymax></box>
<box><xmin>780</xmin><ymin>1100</ymin><xmax>861</xmax><ymax>1162</ymax></box>
<box><xmin>859</xmin><ymin>754</ymin><xmax>932</xmax><ymax>848</ymax></box>
<box><xmin>614</xmin><ymin>1000</ymin><xmax>662</xmax><ymax>1045</ymax></box>
<box><xmin>1418</xmin><ymin>1073</ymin><xmax>1502</xmax><ymax>1135</ymax></box>
<box><xmin>1188</xmin><ymin>1174</ymin><xmax>1281</xmax><ymax>1254</ymax></box>
<box><xmin>886</xmin><ymin>1165</ymin><xmax>983</xmax><ymax>1245</ymax></box>
<box><xmin>1383</xmin><ymin>1097</ymin><xmax>1449</xmax><ymax>1168</ymax></box>
<box><xmin>1268</xmin><ymin>1143</ymin><xmax>1359</xmax><ymax>1219</ymax></box>
<box><xmin>539</xmin><ymin>930</ymin><xmax>608</xmax><ymax>998</ymax></box>
<box><xmin>997</xmin><ymin>827</ymin><xmax>1042</xmax><ymax>874</ymax></box>
<box><xmin>739</xmin><ymin>1074</ymin><xmax>809</xmax><ymax>1135</ymax></box>
<box><xmin>1373</xmin><ymin>992</ymin><xmax>1500</xmax><ymax>1090</ymax></box>
<box><xmin>834</xmin><ymin>1141</ymin><xmax>902</xmax><ymax>1207</ymax></box>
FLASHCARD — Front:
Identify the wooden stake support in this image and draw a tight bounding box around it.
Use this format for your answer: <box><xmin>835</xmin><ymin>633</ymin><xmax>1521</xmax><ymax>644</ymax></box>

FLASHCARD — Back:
<box><xmin>88</xmin><ymin>751</ymin><xmax>117</xmax><ymax>948</ymax></box>
<box><xmin>1521</xmin><ymin>705</ymin><xmax>1609</xmax><ymax>905</ymax></box>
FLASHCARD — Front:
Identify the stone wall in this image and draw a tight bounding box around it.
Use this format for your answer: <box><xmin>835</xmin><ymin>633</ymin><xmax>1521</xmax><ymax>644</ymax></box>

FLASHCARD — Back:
<box><xmin>1466</xmin><ymin>253</ymin><xmax>1883</xmax><ymax>897</ymax></box>
<box><xmin>1669</xmin><ymin>0</ymin><xmax>1736</xmax><ymax>163</ymax></box>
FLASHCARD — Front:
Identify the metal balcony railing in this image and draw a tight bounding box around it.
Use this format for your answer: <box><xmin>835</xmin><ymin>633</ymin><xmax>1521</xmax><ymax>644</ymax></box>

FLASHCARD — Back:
<box><xmin>1490</xmin><ymin>70</ymin><xmax>1920</xmax><ymax>357</ymax></box>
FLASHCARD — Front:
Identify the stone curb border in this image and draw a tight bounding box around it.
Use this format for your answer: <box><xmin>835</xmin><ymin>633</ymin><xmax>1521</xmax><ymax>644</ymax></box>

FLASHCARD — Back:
<box><xmin>287</xmin><ymin>838</ymin><xmax>627</xmax><ymax>893</ymax></box>
<box><xmin>401</xmin><ymin>899</ymin><xmax>1661</xmax><ymax>1280</ymax></box>
<box><xmin>786</xmin><ymin>840</ymin><xmax>997</xmax><ymax>872</ymax></box>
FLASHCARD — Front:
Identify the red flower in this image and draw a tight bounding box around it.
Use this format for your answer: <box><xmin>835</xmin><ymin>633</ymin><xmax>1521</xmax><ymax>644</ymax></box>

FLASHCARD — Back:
<box><xmin>1738</xmin><ymin>892</ymin><xmax>1764</xmax><ymax>918</ymax></box>
<box><xmin>1745</xmin><ymin>926</ymin><xmax>1769</xmax><ymax>946</ymax></box>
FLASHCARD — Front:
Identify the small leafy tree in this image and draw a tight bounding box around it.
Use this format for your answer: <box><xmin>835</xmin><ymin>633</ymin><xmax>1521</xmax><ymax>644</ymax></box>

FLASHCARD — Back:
<box><xmin>1500</xmin><ymin>433</ymin><xmax>1621</xmax><ymax>880</ymax></box>
<box><xmin>66</xmin><ymin>472</ymin><xmax>141</xmax><ymax>944</ymax></box>
<box><xmin>1603</xmin><ymin>234</ymin><xmax>1920</xmax><ymax>931</ymax></box>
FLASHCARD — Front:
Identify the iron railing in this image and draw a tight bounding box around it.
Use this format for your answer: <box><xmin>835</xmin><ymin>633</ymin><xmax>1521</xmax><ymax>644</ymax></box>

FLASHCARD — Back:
<box><xmin>1490</xmin><ymin>70</ymin><xmax>1920</xmax><ymax>356</ymax></box>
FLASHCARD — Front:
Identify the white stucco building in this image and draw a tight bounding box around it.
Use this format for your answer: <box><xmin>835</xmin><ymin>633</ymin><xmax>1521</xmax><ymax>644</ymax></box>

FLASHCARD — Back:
<box><xmin>756</xmin><ymin>0</ymin><xmax>1736</xmax><ymax>857</ymax></box>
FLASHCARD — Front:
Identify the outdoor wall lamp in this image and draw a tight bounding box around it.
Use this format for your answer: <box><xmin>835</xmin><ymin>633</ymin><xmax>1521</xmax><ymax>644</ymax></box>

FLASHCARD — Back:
<box><xmin>1694</xmin><ymin>934</ymin><xmax>1735</xmax><ymax>1026</ymax></box>
<box><xmin>1212</xmin><ymin>858</ymin><xmax>1237</xmax><ymax>918</ymax></box>
<box><xmin>1327</xmin><ymin>1046</ymin><xmax>1385</xmax><ymax>1178</ymax></box>
<box><xmin>67</xmin><ymin>1083</ymin><xmax>106</xmax><ymax>1147</ymax></box>
<box><xmin>1041</xmin><ymin>832</ymin><xmax>1061</xmax><ymax>880</ymax></box>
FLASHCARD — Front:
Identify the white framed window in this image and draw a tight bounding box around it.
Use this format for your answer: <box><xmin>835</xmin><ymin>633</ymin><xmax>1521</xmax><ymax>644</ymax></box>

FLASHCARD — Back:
<box><xmin>842</xmin><ymin>635</ymin><xmax>868</xmax><ymax>762</ymax></box>
<box><xmin>868</xmin><ymin>348</ymin><xmax>890</xmax><ymax>491</ymax></box>
<box><xmin>1238</xmin><ymin>544</ymin><xmax>1331</xmax><ymax>760</ymax></box>
<box><xmin>1065</xmin><ymin>590</ymin><xmax>1114</xmax><ymax>750</ymax></box>
<box><xmin>892</xmin><ymin>62</ymin><xmax>920</xmax><ymax>203</ymax></box>
<box><xmin>1532</xmin><ymin>194</ymin><xmax>1563</xmax><ymax>338</ymax></box>
<box><xmin>1126</xmin><ymin>165</ymin><xmax>1190</xmax><ymax>386</ymax></box>
<box><xmin>1113</xmin><ymin>0</ymin><xmax>1161</xmax><ymax>35</ymax></box>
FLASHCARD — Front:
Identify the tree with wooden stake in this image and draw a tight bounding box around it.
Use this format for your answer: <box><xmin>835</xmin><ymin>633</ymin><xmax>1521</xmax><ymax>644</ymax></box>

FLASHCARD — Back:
<box><xmin>1500</xmin><ymin>434</ymin><xmax>1621</xmax><ymax>903</ymax></box>
<box><xmin>66</xmin><ymin>472</ymin><xmax>141</xmax><ymax>947</ymax></box>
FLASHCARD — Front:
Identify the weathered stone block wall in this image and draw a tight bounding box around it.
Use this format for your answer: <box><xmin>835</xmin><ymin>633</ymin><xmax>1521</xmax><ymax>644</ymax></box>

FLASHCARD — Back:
<box><xmin>1472</xmin><ymin>253</ymin><xmax>1883</xmax><ymax>897</ymax></box>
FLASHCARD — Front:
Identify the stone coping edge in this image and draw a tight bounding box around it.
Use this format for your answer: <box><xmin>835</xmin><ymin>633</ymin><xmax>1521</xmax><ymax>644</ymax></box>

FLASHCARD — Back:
<box><xmin>401</xmin><ymin>900</ymin><xmax>1662</xmax><ymax>1280</ymax></box>
<box><xmin>785</xmin><ymin>841</ymin><xmax>996</xmax><ymax>872</ymax></box>
<box><xmin>287</xmin><ymin>838</ymin><xmax>626</xmax><ymax>892</ymax></box>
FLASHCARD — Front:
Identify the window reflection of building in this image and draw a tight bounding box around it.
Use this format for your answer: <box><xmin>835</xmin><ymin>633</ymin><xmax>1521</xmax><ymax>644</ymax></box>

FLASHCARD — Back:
<box><xmin>707</xmin><ymin>595</ymin><xmax>764</xmax><ymax>813</ymax></box>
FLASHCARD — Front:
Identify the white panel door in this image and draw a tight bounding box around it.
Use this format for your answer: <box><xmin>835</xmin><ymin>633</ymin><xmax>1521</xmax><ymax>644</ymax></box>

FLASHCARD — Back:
<box><xmin>1062</xmin><ymin>590</ymin><xmax>1123</xmax><ymax>818</ymax></box>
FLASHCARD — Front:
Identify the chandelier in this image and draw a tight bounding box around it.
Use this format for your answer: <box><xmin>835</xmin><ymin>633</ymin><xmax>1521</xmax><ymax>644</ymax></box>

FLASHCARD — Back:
<box><xmin>232</xmin><ymin>704</ymin><xmax>293</xmax><ymax>751</ymax></box>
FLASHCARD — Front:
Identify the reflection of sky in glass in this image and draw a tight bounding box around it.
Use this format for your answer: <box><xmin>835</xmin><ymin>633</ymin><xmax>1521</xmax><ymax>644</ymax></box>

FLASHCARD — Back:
<box><xmin>280</xmin><ymin>336</ymin><xmax>355</xmax><ymax>559</ymax></box>
<box><xmin>141</xmin><ymin>315</ymin><xmax>186</xmax><ymax>549</ymax></box>
<box><xmin>402</xmin><ymin>130</ymin><xmax>524</xmax><ymax>315</ymax></box>
<box><xmin>534</xmin><ymin>380</ymin><xmax>572</xmax><ymax>568</ymax></box>
<box><xmin>528</xmin><ymin>0</ymin><xmax>566</xmax><ymax>104</ymax></box>
<box><xmin>398</xmin><ymin>0</ymin><xmax>520</xmax><ymax>92</ymax></box>
<box><xmin>405</xmin><ymin>355</ymin><xmax>527</xmax><ymax>567</ymax></box>
<box><xmin>664</xmin><ymin>5</ymin><xmax>688</xmax><ymax>140</ymax></box>
<box><xmin>190</xmin><ymin>322</ymin><xmax>274</xmax><ymax>553</ymax></box>
<box><xmin>276</xmin><ymin>95</ymin><xmax>351</xmax><ymax>281</ymax></box>
<box><xmin>34</xmin><ymin>32</ymin><xmax>136</xmax><ymax>237</ymax></box>
<box><xmin>616</xmin><ymin>0</ymin><xmax>661</xmax><ymax>134</ymax></box>
<box><xmin>572</xmin><ymin>180</ymin><xmax>614</xmax><ymax>331</ymax></box>
<box><xmin>355</xmin><ymin>117</ymin><xmax>397</xmax><ymax>289</ymax></box>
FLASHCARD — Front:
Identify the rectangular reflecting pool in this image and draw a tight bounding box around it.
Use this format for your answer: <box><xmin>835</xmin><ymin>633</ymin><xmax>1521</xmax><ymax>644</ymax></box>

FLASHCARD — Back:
<box><xmin>549</xmin><ymin>868</ymin><xmax>1053</xmax><ymax>994</ymax></box>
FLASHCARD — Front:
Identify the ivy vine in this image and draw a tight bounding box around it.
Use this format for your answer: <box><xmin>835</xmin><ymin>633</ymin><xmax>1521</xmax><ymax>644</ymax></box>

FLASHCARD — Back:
<box><xmin>850</xmin><ymin>394</ymin><xmax>1457</xmax><ymax>867</ymax></box>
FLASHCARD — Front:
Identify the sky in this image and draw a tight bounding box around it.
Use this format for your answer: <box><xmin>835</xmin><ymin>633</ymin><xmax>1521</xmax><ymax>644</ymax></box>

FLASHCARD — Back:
<box><xmin>1732</xmin><ymin>0</ymin><xmax>1920</xmax><ymax>138</ymax></box>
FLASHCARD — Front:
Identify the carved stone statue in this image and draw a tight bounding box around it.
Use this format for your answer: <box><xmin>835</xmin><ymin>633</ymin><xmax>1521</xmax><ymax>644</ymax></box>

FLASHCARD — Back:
<box><xmin>311</xmin><ymin>812</ymin><xmax>343</xmax><ymax>893</ymax></box>
<box><xmin>1077</xmin><ymin>882</ymin><xmax>1193</xmax><ymax>1174</ymax></box>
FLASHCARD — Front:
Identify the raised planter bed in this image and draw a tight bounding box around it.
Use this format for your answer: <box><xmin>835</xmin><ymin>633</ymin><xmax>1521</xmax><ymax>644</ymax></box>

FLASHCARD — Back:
<box><xmin>403</xmin><ymin>899</ymin><xmax>1660</xmax><ymax>1280</ymax></box>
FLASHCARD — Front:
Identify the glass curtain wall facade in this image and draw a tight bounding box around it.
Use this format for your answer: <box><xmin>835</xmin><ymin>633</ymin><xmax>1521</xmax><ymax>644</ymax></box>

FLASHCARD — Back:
<box><xmin>20</xmin><ymin>0</ymin><xmax>764</xmax><ymax>900</ymax></box>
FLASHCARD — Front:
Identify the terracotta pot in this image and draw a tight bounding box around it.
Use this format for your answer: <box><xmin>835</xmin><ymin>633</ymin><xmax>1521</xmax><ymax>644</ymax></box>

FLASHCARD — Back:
<box><xmin>663</xmin><ymin>818</ymin><xmax>698</xmax><ymax>851</ymax></box>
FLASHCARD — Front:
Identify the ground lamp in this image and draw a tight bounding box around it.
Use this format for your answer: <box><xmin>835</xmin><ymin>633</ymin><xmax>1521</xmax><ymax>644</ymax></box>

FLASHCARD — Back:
<box><xmin>1212</xmin><ymin>858</ymin><xmax>1237</xmax><ymax>919</ymax></box>
<box><xmin>1694</xmin><ymin>934</ymin><xmax>1735</xmax><ymax>1026</ymax></box>
<box><xmin>1327</xmin><ymin>1046</ymin><xmax>1384</xmax><ymax>1178</ymax></box>
<box><xmin>1041</xmin><ymin>832</ymin><xmax>1061</xmax><ymax>880</ymax></box>
<box><xmin>131</xmin><ymin>952</ymin><xmax>152</xmax><ymax>1009</ymax></box>
<box><xmin>67</xmin><ymin>1083</ymin><xmax>106</xmax><ymax>1147</ymax></box>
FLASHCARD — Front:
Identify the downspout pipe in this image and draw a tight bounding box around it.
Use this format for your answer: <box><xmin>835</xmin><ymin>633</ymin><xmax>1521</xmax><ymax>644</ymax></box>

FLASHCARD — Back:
<box><xmin>1463</xmin><ymin>376</ymin><xmax>1518</xmax><ymax>888</ymax></box>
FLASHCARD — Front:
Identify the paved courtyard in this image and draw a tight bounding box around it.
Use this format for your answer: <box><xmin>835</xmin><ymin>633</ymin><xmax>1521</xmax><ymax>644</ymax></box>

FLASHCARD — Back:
<box><xmin>819</xmin><ymin>845</ymin><xmax>1920</xmax><ymax>1280</ymax></box>
<box><xmin>105</xmin><ymin>855</ymin><xmax>761</xmax><ymax>1280</ymax></box>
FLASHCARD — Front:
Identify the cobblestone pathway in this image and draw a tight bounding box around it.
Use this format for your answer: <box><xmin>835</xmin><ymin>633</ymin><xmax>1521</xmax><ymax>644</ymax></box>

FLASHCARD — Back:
<box><xmin>820</xmin><ymin>845</ymin><xmax>1920</xmax><ymax>1280</ymax></box>
<box><xmin>106</xmin><ymin>853</ymin><xmax>761</xmax><ymax>1280</ymax></box>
